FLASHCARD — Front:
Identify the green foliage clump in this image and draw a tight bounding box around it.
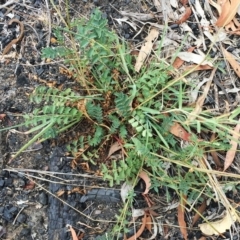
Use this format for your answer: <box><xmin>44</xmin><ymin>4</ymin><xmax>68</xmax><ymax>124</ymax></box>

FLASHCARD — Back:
<box><xmin>3</xmin><ymin>7</ymin><xmax>240</xmax><ymax>238</ymax></box>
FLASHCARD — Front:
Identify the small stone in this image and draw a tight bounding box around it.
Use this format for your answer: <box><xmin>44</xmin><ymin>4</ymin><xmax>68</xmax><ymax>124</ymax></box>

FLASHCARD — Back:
<box><xmin>94</xmin><ymin>210</ymin><xmax>101</xmax><ymax>215</ymax></box>
<box><xmin>20</xmin><ymin>228</ymin><xmax>31</xmax><ymax>237</ymax></box>
<box><xmin>3</xmin><ymin>209</ymin><xmax>13</xmax><ymax>221</ymax></box>
<box><xmin>4</xmin><ymin>178</ymin><xmax>13</xmax><ymax>187</ymax></box>
<box><xmin>0</xmin><ymin>180</ymin><xmax>5</xmax><ymax>187</ymax></box>
<box><xmin>17</xmin><ymin>213</ymin><xmax>27</xmax><ymax>223</ymax></box>
<box><xmin>16</xmin><ymin>74</ymin><xmax>29</xmax><ymax>86</ymax></box>
<box><xmin>38</xmin><ymin>192</ymin><xmax>48</xmax><ymax>205</ymax></box>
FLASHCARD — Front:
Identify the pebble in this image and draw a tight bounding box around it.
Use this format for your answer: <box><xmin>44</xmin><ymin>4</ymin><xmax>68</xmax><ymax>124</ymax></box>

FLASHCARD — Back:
<box><xmin>16</xmin><ymin>74</ymin><xmax>29</xmax><ymax>86</ymax></box>
<box><xmin>0</xmin><ymin>180</ymin><xmax>4</xmax><ymax>187</ymax></box>
<box><xmin>4</xmin><ymin>178</ymin><xmax>13</xmax><ymax>187</ymax></box>
<box><xmin>38</xmin><ymin>192</ymin><xmax>48</xmax><ymax>205</ymax></box>
<box><xmin>20</xmin><ymin>228</ymin><xmax>31</xmax><ymax>237</ymax></box>
<box><xmin>17</xmin><ymin>213</ymin><xmax>27</xmax><ymax>223</ymax></box>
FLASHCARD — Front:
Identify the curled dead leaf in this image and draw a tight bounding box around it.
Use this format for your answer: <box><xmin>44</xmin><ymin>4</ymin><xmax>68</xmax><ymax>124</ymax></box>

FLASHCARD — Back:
<box><xmin>127</xmin><ymin>213</ymin><xmax>147</xmax><ymax>240</ymax></box>
<box><xmin>176</xmin><ymin>7</ymin><xmax>192</xmax><ymax>24</ymax></box>
<box><xmin>107</xmin><ymin>141</ymin><xmax>122</xmax><ymax>158</ymax></box>
<box><xmin>139</xmin><ymin>171</ymin><xmax>151</xmax><ymax>195</ymax></box>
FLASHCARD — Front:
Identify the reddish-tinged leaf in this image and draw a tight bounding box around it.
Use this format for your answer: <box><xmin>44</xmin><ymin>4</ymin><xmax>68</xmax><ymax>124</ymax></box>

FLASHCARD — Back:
<box><xmin>68</xmin><ymin>225</ymin><xmax>78</xmax><ymax>240</ymax></box>
<box><xmin>138</xmin><ymin>171</ymin><xmax>151</xmax><ymax>195</ymax></box>
<box><xmin>222</xmin><ymin>48</ymin><xmax>240</xmax><ymax>78</ymax></box>
<box><xmin>0</xmin><ymin>114</ymin><xmax>6</xmax><ymax>120</ymax></box>
<box><xmin>192</xmin><ymin>200</ymin><xmax>207</xmax><ymax>226</ymax></box>
<box><xmin>145</xmin><ymin>215</ymin><xmax>153</xmax><ymax>232</ymax></box>
<box><xmin>176</xmin><ymin>7</ymin><xmax>192</xmax><ymax>24</ymax></box>
<box><xmin>170</xmin><ymin>122</ymin><xmax>191</xmax><ymax>141</ymax></box>
<box><xmin>107</xmin><ymin>141</ymin><xmax>122</xmax><ymax>158</ymax></box>
<box><xmin>178</xmin><ymin>195</ymin><xmax>188</xmax><ymax>240</ymax></box>
<box><xmin>172</xmin><ymin>56</ymin><xmax>185</xmax><ymax>69</ymax></box>
<box><xmin>224</xmin><ymin>119</ymin><xmax>240</xmax><ymax>171</ymax></box>
<box><xmin>23</xmin><ymin>178</ymin><xmax>35</xmax><ymax>190</ymax></box>
<box><xmin>183</xmin><ymin>64</ymin><xmax>213</xmax><ymax>72</ymax></box>
<box><xmin>215</xmin><ymin>0</ymin><xmax>240</xmax><ymax>27</ymax></box>
<box><xmin>142</xmin><ymin>194</ymin><xmax>159</xmax><ymax>217</ymax></box>
<box><xmin>127</xmin><ymin>213</ymin><xmax>147</xmax><ymax>240</ymax></box>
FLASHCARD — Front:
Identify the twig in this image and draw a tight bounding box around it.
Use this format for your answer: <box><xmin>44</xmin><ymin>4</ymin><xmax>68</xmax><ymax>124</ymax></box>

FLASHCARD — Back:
<box><xmin>44</xmin><ymin>0</ymin><xmax>51</xmax><ymax>48</ymax></box>
<box><xmin>188</xmin><ymin>0</ymin><xmax>206</xmax><ymax>51</ymax></box>
<box><xmin>12</xmin><ymin>207</ymin><xmax>24</xmax><ymax>225</ymax></box>
<box><xmin>0</xmin><ymin>0</ymin><xmax>18</xmax><ymax>8</ymax></box>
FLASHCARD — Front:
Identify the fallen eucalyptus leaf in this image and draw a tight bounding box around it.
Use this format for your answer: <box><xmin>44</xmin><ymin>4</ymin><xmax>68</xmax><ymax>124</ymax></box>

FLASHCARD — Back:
<box><xmin>177</xmin><ymin>52</ymin><xmax>213</xmax><ymax>66</ymax></box>
<box><xmin>135</xmin><ymin>28</ymin><xmax>159</xmax><ymax>72</ymax></box>
<box><xmin>199</xmin><ymin>209</ymin><xmax>237</xmax><ymax>235</ymax></box>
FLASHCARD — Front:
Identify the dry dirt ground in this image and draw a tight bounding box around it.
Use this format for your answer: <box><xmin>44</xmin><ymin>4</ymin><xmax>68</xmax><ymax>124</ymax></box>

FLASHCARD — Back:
<box><xmin>0</xmin><ymin>0</ymin><xmax>240</xmax><ymax>240</ymax></box>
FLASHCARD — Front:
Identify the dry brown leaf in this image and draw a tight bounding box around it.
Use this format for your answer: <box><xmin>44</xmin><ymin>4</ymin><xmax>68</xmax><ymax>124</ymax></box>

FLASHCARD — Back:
<box><xmin>56</xmin><ymin>189</ymin><xmax>65</xmax><ymax>197</ymax></box>
<box><xmin>222</xmin><ymin>48</ymin><xmax>240</xmax><ymax>78</ymax></box>
<box><xmin>215</xmin><ymin>0</ymin><xmax>240</xmax><ymax>27</ymax></box>
<box><xmin>138</xmin><ymin>171</ymin><xmax>151</xmax><ymax>195</ymax></box>
<box><xmin>68</xmin><ymin>225</ymin><xmax>78</xmax><ymax>240</ymax></box>
<box><xmin>135</xmin><ymin>28</ymin><xmax>159</xmax><ymax>72</ymax></box>
<box><xmin>23</xmin><ymin>179</ymin><xmax>35</xmax><ymax>190</ymax></box>
<box><xmin>224</xmin><ymin>119</ymin><xmax>240</xmax><ymax>171</ymax></box>
<box><xmin>170</xmin><ymin>122</ymin><xmax>191</xmax><ymax>141</ymax></box>
<box><xmin>127</xmin><ymin>213</ymin><xmax>147</xmax><ymax>240</ymax></box>
<box><xmin>107</xmin><ymin>141</ymin><xmax>122</xmax><ymax>158</ymax></box>
<box><xmin>177</xmin><ymin>52</ymin><xmax>213</xmax><ymax>66</ymax></box>
<box><xmin>178</xmin><ymin>195</ymin><xmax>188</xmax><ymax>240</ymax></box>
<box><xmin>50</xmin><ymin>37</ymin><xmax>57</xmax><ymax>44</ymax></box>
<box><xmin>176</xmin><ymin>7</ymin><xmax>192</xmax><ymax>24</ymax></box>
<box><xmin>145</xmin><ymin>215</ymin><xmax>153</xmax><ymax>232</ymax></box>
<box><xmin>183</xmin><ymin>64</ymin><xmax>213</xmax><ymax>72</ymax></box>
<box><xmin>192</xmin><ymin>200</ymin><xmax>207</xmax><ymax>226</ymax></box>
<box><xmin>199</xmin><ymin>209</ymin><xmax>237</xmax><ymax>235</ymax></box>
<box><xmin>172</xmin><ymin>46</ymin><xmax>195</xmax><ymax>69</ymax></box>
